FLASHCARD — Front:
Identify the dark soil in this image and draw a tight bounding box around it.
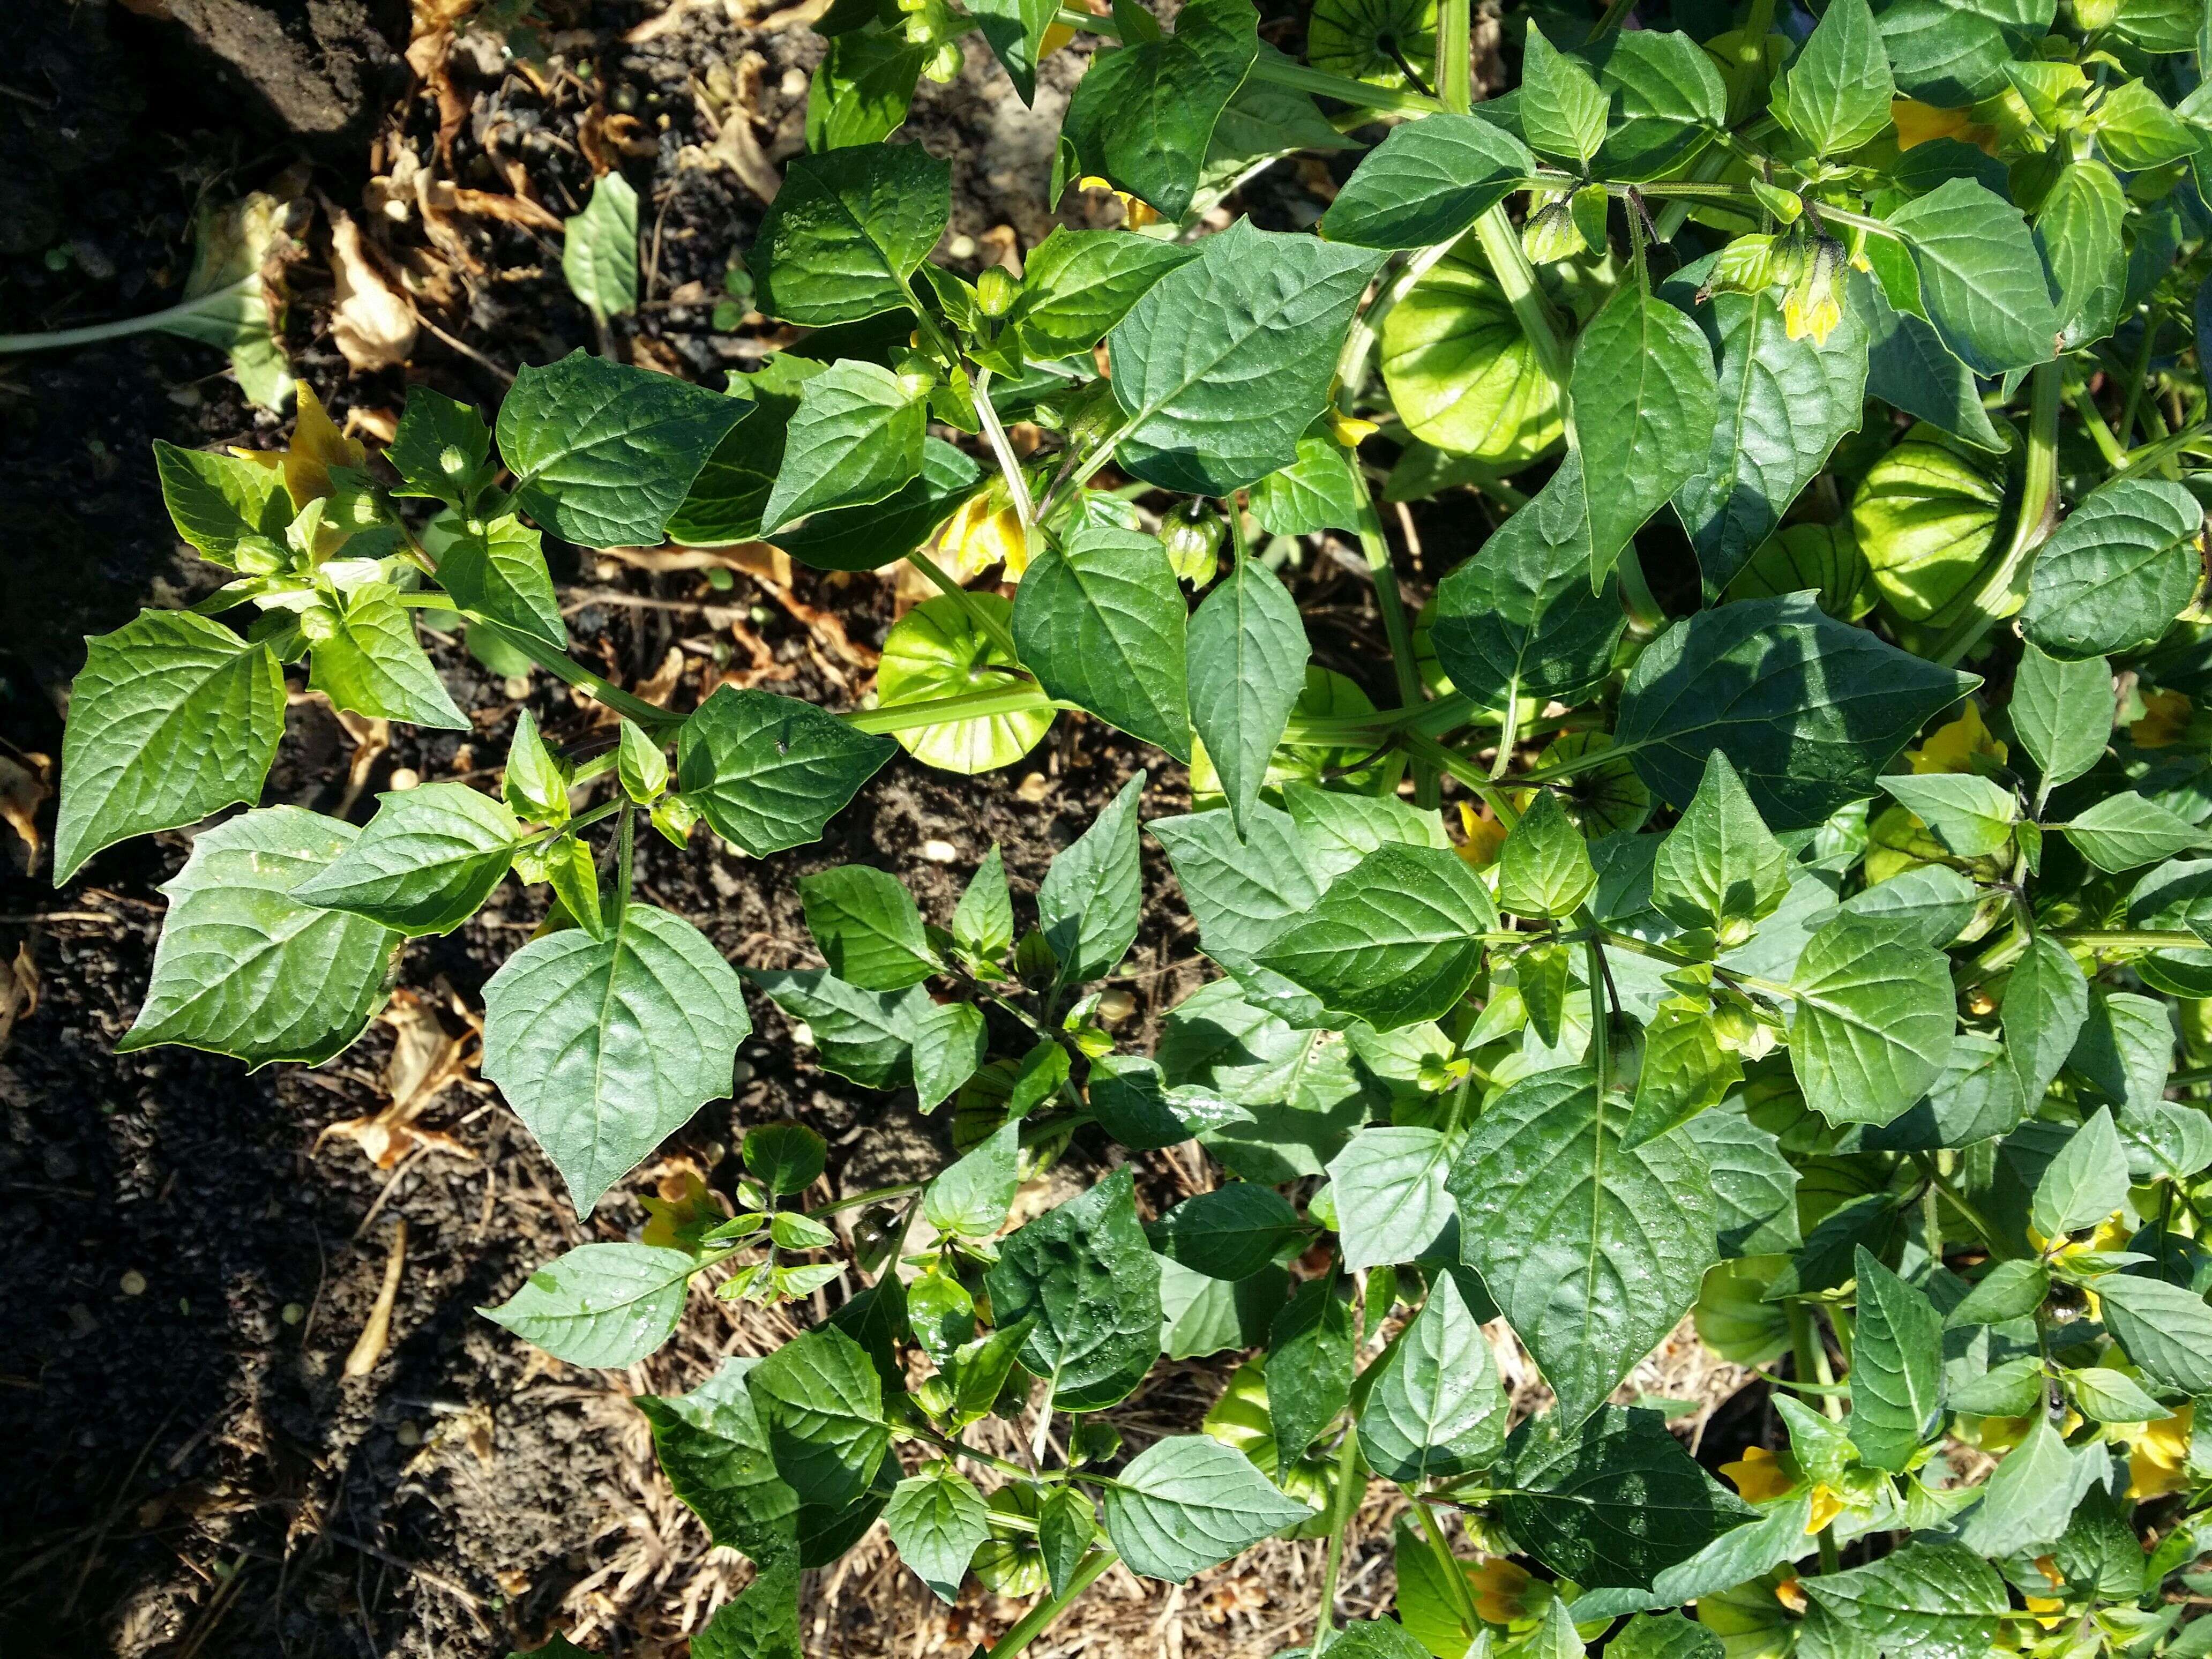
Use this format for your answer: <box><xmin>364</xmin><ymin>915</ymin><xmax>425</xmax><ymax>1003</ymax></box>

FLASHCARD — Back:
<box><xmin>0</xmin><ymin>4</ymin><xmax>1729</xmax><ymax>1655</ymax></box>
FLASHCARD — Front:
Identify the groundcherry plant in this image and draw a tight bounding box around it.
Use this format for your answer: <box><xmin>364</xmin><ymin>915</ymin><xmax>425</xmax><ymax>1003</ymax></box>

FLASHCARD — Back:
<box><xmin>53</xmin><ymin>0</ymin><xmax>2212</xmax><ymax>1651</ymax></box>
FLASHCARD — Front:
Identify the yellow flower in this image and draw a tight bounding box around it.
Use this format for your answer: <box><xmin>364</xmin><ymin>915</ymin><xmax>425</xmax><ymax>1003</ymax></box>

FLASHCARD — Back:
<box><xmin>2023</xmin><ymin>1594</ymin><xmax>2066</xmax><ymax>1630</ymax></box>
<box><xmin>936</xmin><ymin>481</ymin><xmax>1030</xmax><ymax>580</ymax></box>
<box><xmin>1909</xmin><ymin>701</ymin><xmax>2007</xmax><ymax>773</ymax></box>
<box><xmin>233</xmin><ymin>382</ymin><xmax>365</xmax><ymax>511</ymax></box>
<box><xmin>1457</xmin><ymin>802</ymin><xmax>1508</xmax><ymax>870</ymax></box>
<box><xmin>1465</xmin><ymin>1558</ymin><xmax>1546</xmax><ymax>1625</ymax></box>
<box><xmin>2132</xmin><ymin>689</ymin><xmax>2191</xmax><ymax>749</ymax></box>
<box><xmin>1892</xmin><ymin>99</ymin><xmax>1998</xmax><ymax>154</ymax></box>
<box><xmin>1077</xmin><ymin>175</ymin><xmax>1162</xmax><ymax>229</ymax></box>
<box><xmin>1782</xmin><ymin>238</ymin><xmax>1849</xmax><ymax>346</ymax></box>
<box><xmin>1806</xmin><ymin>1485</ymin><xmax>1845</xmax><ymax>1532</ymax></box>
<box><xmin>1772</xmin><ymin>1571</ymin><xmax>1809</xmax><ymax>1615</ymax></box>
<box><xmin>1720</xmin><ymin>1445</ymin><xmax>1796</xmax><ymax>1504</ymax></box>
<box><xmin>1328</xmin><ymin>410</ymin><xmax>1380</xmax><ymax>448</ymax></box>
<box><xmin>1039</xmin><ymin>19</ymin><xmax>1075</xmax><ymax>54</ymax></box>
<box><xmin>2129</xmin><ymin>1403</ymin><xmax>2194</xmax><ymax>1499</ymax></box>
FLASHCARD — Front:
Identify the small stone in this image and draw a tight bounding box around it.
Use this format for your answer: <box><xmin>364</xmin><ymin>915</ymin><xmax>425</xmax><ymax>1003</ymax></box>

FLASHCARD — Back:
<box><xmin>921</xmin><ymin>839</ymin><xmax>959</xmax><ymax>863</ymax></box>
<box><xmin>119</xmin><ymin>1269</ymin><xmax>147</xmax><ymax>1296</ymax></box>
<box><xmin>503</xmin><ymin>675</ymin><xmax>532</xmax><ymax>700</ymax></box>
<box><xmin>1096</xmin><ymin>989</ymin><xmax>1137</xmax><ymax>1027</ymax></box>
<box><xmin>779</xmin><ymin>66</ymin><xmax>809</xmax><ymax>97</ymax></box>
<box><xmin>388</xmin><ymin>767</ymin><xmax>421</xmax><ymax>791</ymax></box>
<box><xmin>945</xmin><ymin>234</ymin><xmax>977</xmax><ymax>261</ymax></box>
<box><xmin>596</xmin><ymin>558</ymin><xmax>622</xmax><ymax>580</ymax></box>
<box><xmin>1016</xmin><ymin>772</ymin><xmax>1051</xmax><ymax>803</ymax></box>
<box><xmin>282</xmin><ymin>1302</ymin><xmax>306</xmax><ymax>1326</ymax></box>
<box><xmin>731</xmin><ymin>1060</ymin><xmax>755</xmax><ymax>1086</ymax></box>
<box><xmin>396</xmin><ymin>1420</ymin><xmax>422</xmax><ymax>1447</ymax></box>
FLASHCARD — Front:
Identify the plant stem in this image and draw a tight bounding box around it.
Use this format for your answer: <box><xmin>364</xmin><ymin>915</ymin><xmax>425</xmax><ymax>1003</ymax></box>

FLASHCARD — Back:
<box><xmin>1910</xmin><ymin>1152</ymin><xmax>2001</xmax><ymax>1251</ymax></box>
<box><xmin>1310</xmin><ymin>1431</ymin><xmax>1369</xmax><ymax>1654</ymax></box>
<box><xmin>806</xmin><ymin>1179</ymin><xmax>927</xmax><ymax>1218</ymax></box>
<box><xmin>2053</xmin><ymin>929</ymin><xmax>2202</xmax><ymax>951</ymax></box>
<box><xmin>609</xmin><ymin>800</ymin><xmax>634</xmax><ymax>934</ymax></box>
<box><xmin>0</xmin><ymin>276</ymin><xmax>261</xmax><ymax>353</ymax></box>
<box><xmin>1345</xmin><ymin>451</ymin><xmax>1436</xmax><ymax>805</ymax></box>
<box><xmin>1434</xmin><ymin>0</ymin><xmax>1471</xmax><ymax>115</ymax></box>
<box><xmin>1471</xmin><ymin>208</ymin><xmax>1571</xmax><ymax>391</ymax></box>
<box><xmin>472</xmin><ymin>615</ymin><xmax>687</xmax><ymax>732</ymax></box>
<box><xmin>908</xmin><ymin>545</ymin><xmax>1024</xmax><ymax>661</ymax></box>
<box><xmin>972</xmin><ymin>365</ymin><xmax>1037</xmax><ymax>539</ymax></box>
<box><xmin>983</xmin><ymin>1548</ymin><xmax>1119</xmax><ymax>1658</ymax></box>
<box><xmin>1931</xmin><ymin>360</ymin><xmax>2061</xmax><ymax>668</ymax></box>
<box><xmin>1412</xmin><ymin>1499</ymin><xmax>1485</xmax><ymax>1639</ymax></box>
<box><xmin>1786</xmin><ymin>1303</ymin><xmax>1843</xmax><ymax>1425</ymax></box>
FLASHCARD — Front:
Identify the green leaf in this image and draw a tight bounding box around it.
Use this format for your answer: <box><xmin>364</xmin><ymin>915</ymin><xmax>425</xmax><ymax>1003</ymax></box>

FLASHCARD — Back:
<box><xmin>430</xmin><ymin>511</ymin><xmax>565</xmax><ymax>648</ymax></box>
<box><xmin>2095</xmin><ymin>78</ymin><xmax>2196</xmax><ymax>169</ymax></box>
<box><xmin>55</xmin><ymin>609</ymin><xmax>286</xmax><ymax>883</ymax></box>
<box><xmin>1258</xmin><ymin>843</ymin><xmax>1497</xmax><ymax>1030</ymax></box>
<box><xmin>1147</xmin><ymin>1184</ymin><xmax>1304</xmax><ymax>1280</ymax></box>
<box><xmin>692</xmin><ymin>1558</ymin><xmax>801</xmax><ymax>1659</ymax></box>
<box><xmin>388</xmin><ymin>386</ymin><xmax>496</xmax><ymax>507</ymax></box>
<box><xmin>1848</xmin><ymin>1245</ymin><xmax>1946</xmax><ymax>1472</ymax></box>
<box><xmin>480</xmin><ymin>1242</ymin><xmax>697</xmax><ymax>1367</ymax></box>
<box><xmin>1884</xmin><ymin>179</ymin><xmax>2062</xmax><ymax>377</ymax></box>
<box><xmin>1614</xmin><ymin>593</ymin><xmax>1976</xmax><ymax>831</ymax></box>
<box><xmin>636</xmin><ymin>1358</ymin><xmax>800</xmax><ymax>1562</ymax></box>
<box><xmin>152</xmin><ymin>439</ymin><xmax>289</xmax><ymax>562</ymax></box>
<box><xmin>2021</xmin><ymin>477</ymin><xmax>2204</xmax><ymax>661</ymax></box>
<box><xmin>747</xmin><ymin>969</ymin><xmax>928</xmax><ymax>1088</ymax></box>
<box><xmin>1623</xmin><ymin>999</ymin><xmax>1746</xmax><ymax>1148</ymax></box>
<box><xmin>1283</xmin><ymin>781</ymin><xmax>1452</xmax><ymax>877</ymax></box>
<box><xmin>1038</xmin><ymin>1486</ymin><xmax>1097</xmax><ymax>1598</ymax></box>
<box><xmin>562</xmin><ymin>171</ymin><xmax>638</xmax><ymax>322</ymax></box>
<box><xmin>1186</xmin><ymin>556</ymin><xmax>1307</xmax><ymax>834</ymax></box>
<box><xmin>1448</xmin><ymin>1071</ymin><xmax>1717</xmax><ymax>1425</ymax></box>
<box><xmin>1008</xmin><ymin>228</ymin><xmax>1198</xmax><ymax>358</ymax></box>
<box><xmin>1571</xmin><ymin>281</ymin><xmax>1721</xmax><ymax>582</ymax></box>
<box><xmin>1608</xmin><ymin>1613</ymin><xmax>1722</xmax><ymax>1659</ymax></box>
<box><xmin>1864</xmin><ymin>285</ymin><xmax>2008</xmax><ymax>455</ymax></box>
<box><xmin>2031</xmin><ymin>1106</ymin><xmax>2129</xmax><ymax>1239</ymax></box>
<box><xmin>1061</xmin><ymin>0</ymin><xmax>1258</xmax><ymax>220</ymax></box>
<box><xmin>2062</xmin><ymin>791</ymin><xmax>2209</xmax><ymax>873</ymax></box>
<box><xmin>2011</xmin><ymin>642</ymin><xmax>2111</xmax><ymax>795</ymax></box>
<box><xmin>666</xmin><ymin>359</ymin><xmax>816</xmax><ymax>547</ymax></box>
<box><xmin>1392</xmin><ymin>1513</ymin><xmax>1486</xmax><ymax>1658</ymax></box>
<box><xmin>1682</xmin><ymin>1111</ymin><xmax>1800</xmax><ymax>1256</ymax></box>
<box><xmin>1665</xmin><ymin>271</ymin><xmax>1871</xmax><ymax>595</ymax></box>
<box><xmin>1799</xmin><ymin>1541</ymin><xmax>2006</xmax><ymax>1659</ymax></box>
<box><xmin>745</xmin><ymin>1325</ymin><xmax>891</xmax><ymax>1510</ymax></box>
<box><xmin>1266</xmin><ymin>1275</ymin><xmax>1354</xmax><ymax>1462</ymax></box>
<box><xmin>884</xmin><ymin>1464</ymin><xmax>991</xmax><ymax>1602</ymax></box>
<box><xmin>1013</xmin><ymin>525</ymin><xmax>1191</xmax><ymax>758</ymax></box>
<box><xmin>118</xmin><ymin>806</ymin><xmax>399</xmax><ymax>1065</ymax></box>
<box><xmin>1788</xmin><ymin>914</ymin><xmax>1957</xmax><ymax>1128</ymax></box>
<box><xmin>2037</xmin><ymin>160</ymin><xmax>2127</xmax><ymax>350</ymax></box>
<box><xmin>909</xmin><ymin>1001</ymin><xmax>987</xmax><ymax>1112</ymax></box>
<box><xmin>1357</xmin><ymin>1271</ymin><xmax>1507</xmax><ymax>1483</ymax></box>
<box><xmin>677</xmin><ymin>686</ymin><xmax>896</xmax><ymax>857</ymax></box>
<box><xmin>1247</xmin><ymin>434</ymin><xmax>1367</xmax><ymax>537</ymax></box>
<box><xmin>805</xmin><ymin>29</ymin><xmax>923</xmax><ymax>151</ymax></box>
<box><xmin>759</xmin><ymin>360</ymin><xmax>925</xmax><ymax>534</ymax></box>
<box><xmin>1100</xmin><ymin>1433</ymin><xmax>1312</xmax><ymax>1581</ymax></box>
<box><xmin>2098</xmin><ymin>1273</ymin><xmax>2212</xmax><ymax>1393</ymax></box>
<box><xmin>2066</xmin><ymin>1364</ymin><xmax>2170</xmax><ymax>1424</ymax></box>
<box><xmin>1496</xmin><ymin>790</ymin><xmax>1597</xmax><ymax>919</ymax></box>
<box><xmin>748</xmin><ymin>144</ymin><xmax>950</xmax><ymax>326</ymax></box>
<box><xmin>778</xmin><ymin>437</ymin><xmax>982</xmax><ymax>573</ymax></box>
<box><xmin>1320</xmin><ymin>1620</ymin><xmax>1431</xmax><ymax>1659</ymax></box>
<box><xmin>292</xmin><ymin>782</ymin><xmax>518</xmax><ymax>936</ymax></box>
<box><xmin>924</xmin><ymin>1119</ymin><xmax>1021</xmax><ymax>1239</ymax></box>
<box><xmin>1877</xmin><ymin>772</ymin><xmax>2017</xmax><ymax>860</ymax></box>
<box><xmin>1878</xmin><ymin>1</ymin><xmax>2015</xmax><ymax>105</ymax></box>
<box><xmin>1318</xmin><ymin>114</ymin><xmax>1535</xmax><ymax>249</ymax></box>
<box><xmin>497</xmin><ymin>351</ymin><xmax>747</xmax><ymax>549</ymax></box>
<box><xmin>481</xmin><ymin>903</ymin><xmax>751</xmax><ymax>1214</ymax></box>
<box><xmin>1521</xmin><ymin>20</ymin><xmax>1610</xmax><ymax>166</ymax></box>
<box><xmin>746</xmin><ymin>1123</ymin><xmax>827</xmax><ymax>1197</ymax></box>
<box><xmin>1649</xmin><ymin>750</ymin><xmax>1792</xmax><ymax>941</ymax></box>
<box><xmin>1107</xmin><ymin>218</ymin><xmax>1387</xmax><ymax>495</ymax></box>
<box><xmin>797</xmin><ymin>866</ymin><xmax>934</xmax><ymax>990</ymax></box>
<box><xmin>2002</xmin><ymin>933</ymin><xmax>2090</xmax><ymax>1104</ymax></box>
<box><xmin>966</xmin><ymin>0</ymin><xmax>1058</xmax><ymax>102</ymax></box>
<box><xmin>1157</xmin><ymin>1257</ymin><xmax>1289</xmax><ymax>1358</ymax></box>
<box><xmin>1326</xmin><ymin>1126</ymin><xmax>1455</xmax><ymax>1270</ymax></box>
<box><xmin>952</xmin><ymin>846</ymin><xmax>1014</xmax><ymax>961</ymax></box>
<box><xmin>1431</xmin><ymin>451</ymin><xmax>1627</xmax><ymax>712</ymax></box>
<box><xmin>985</xmin><ymin>1168</ymin><xmax>1162</xmax><ymax>1410</ymax></box>
<box><xmin>1500</xmin><ymin>1407</ymin><xmax>1757</xmax><ymax>1589</ymax></box>
<box><xmin>1773</xmin><ymin>0</ymin><xmax>1894</xmax><ymax>154</ymax></box>
<box><xmin>1037</xmin><ymin>772</ymin><xmax>1147</xmax><ymax>982</ymax></box>
<box><xmin>307</xmin><ymin>581</ymin><xmax>467</xmax><ymax>729</ymax></box>
<box><xmin>1945</xmin><ymin>1259</ymin><xmax>2050</xmax><ymax>1328</ymax></box>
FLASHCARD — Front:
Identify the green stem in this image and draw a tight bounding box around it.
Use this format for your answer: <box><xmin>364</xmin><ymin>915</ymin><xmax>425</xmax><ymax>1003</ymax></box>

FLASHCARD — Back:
<box><xmin>1310</xmin><ymin>1431</ymin><xmax>1369</xmax><ymax>1654</ymax></box>
<box><xmin>1471</xmin><ymin>207</ymin><xmax>1571</xmax><ymax>392</ymax></box>
<box><xmin>806</xmin><ymin>1179</ymin><xmax>928</xmax><ymax>1219</ymax></box>
<box><xmin>0</xmin><ymin>276</ymin><xmax>263</xmax><ymax>353</ymax></box>
<box><xmin>1434</xmin><ymin>0</ymin><xmax>1470</xmax><ymax>114</ymax></box>
<box><xmin>1931</xmin><ymin>359</ymin><xmax>2061</xmax><ymax>669</ymax></box>
<box><xmin>983</xmin><ymin>1548</ymin><xmax>1119</xmax><ymax>1658</ymax></box>
<box><xmin>2119</xmin><ymin>313</ymin><xmax>2160</xmax><ymax>449</ymax></box>
<box><xmin>1910</xmin><ymin>1152</ymin><xmax>2001</xmax><ymax>1251</ymax></box>
<box><xmin>1787</xmin><ymin>1304</ymin><xmax>1844</xmax><ymax>1425</ymax></box>
<box><xmin>609</xmin><ymin>799</ymin><xmax>634</xmax><ymax>935</ymax></box>
<box><xmin>1587</xmin><ymin>934</ymin><xmax>1611</xmax><ymax>1095</ymax></box>
<box><xmin>472</xmin><ymin>616</ymin><xmax>687</xmax><ymax>732</ymax></box>
<box><xmin>2052</xmin><ymin>929</ymin><xmax>2201</xmax><ymax>950</ymax></box>
<box><xmin>909</xmin><ymin>545</ymin><xmax>1024</xmax><ymax>661</ymax></box>
<box><xmin>972</xmin><ymin>364</ymin><xmax>1037</xmax><ymax>538</ymax></box>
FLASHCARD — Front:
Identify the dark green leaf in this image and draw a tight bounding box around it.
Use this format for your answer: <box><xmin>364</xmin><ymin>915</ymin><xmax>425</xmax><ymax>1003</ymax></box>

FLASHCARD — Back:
<box><xmin>1318</xmin><ymin>114</ymin><xmax>1536</xmax><ymax>249</ymax></box>
<box><xmin>1187</xmin><ymin>556</ymin><xmax>1307</xmax><ymax>833</ymax></box>
<box><xmin>482</xmin><ymin>1242</ymin><xmax>697</xmax><ymax>1367</ymax></box>
<box><xmin>760</xmin><ymin>359</ymin><xmax>925</xmax><ymax>534</ymax></box>
<box><xmin>1038</xmin><ymin>771</ymin><xmax>1147</xmax><ymax>982</ymax></box>
<box><xmin>1357</xmin><ymin>1271</ymin><xmax>1507</xmax><ymax>1484</ymax></box>
<box><xmin>985</xmin><ymin>1168</ymin><xmax>1162</xmax><ymax>1410</ymax></box>
<box><xmin>1014</xmin><ymin>525</ymin><xmax>1191</xmax><ymax>758</ymax></box>
<box><xmin>1265</xmin><ymin>1276</ymin><xmax>1353</xmax><ymax>1462</ymax></box>
<box><xmin>1773</xmin><ymin>0</ymin><xmax>1894</xmax><ymax>154</ymax></box>
<box><xmin>677</xmin><ymin>686</ymin><xmax>897</xmax><ymax>856</ymax></box>
<box><xmin>1326</xmin><ymin>1126</ymin><xmax>1455</xmax><ymax>1270</ymax></box>
<box><xmin>746</xmin><ymin>1326</ymin><xmax>891</xmax><ymax>1509</ymax></box>
<box><xmin>2011</xmin><ymin>642</ymin><xmax>2111</xmax><ymax>796</ymax></box>
<box><xmin>292</xmin><ymin>781</ymin><xmax>518</xmax><ymax>936</ymax></box>
<box><xmin>1789</xmin><ymin>914</ymin><xmax>1957</xmax><ymax>1128</ymax></box>
<box><xmin>1258</xmin><ymin>843</ymin><xmax>1497</xmax><ymax>1030</ymax></box>
<box><xmin>1849</xmin><ymin>1245</ymin><xmax>1946</xmax><ymax>1471</ymax></box>
<box><xmin>1061</xmin><ymin>0</ymin><xmax>1258</xmax><ymax>219</ymax></box>
<box><xmin>884</xmin><ymin>1464</ymin><xmax>991</xmax><ymax>1602</ymax></box>
<box><xmin>1571</xmin><ymin>283</ymin><xmax>1720</xmax><ymax>583</ymax></box>
<box><xmin>1145</xmin><ymin>1184</ymin><xmax>1305</xmax><ymax>1281</ymax></box>
<box><xmin>2021</xmin><ymin>477</ymin><xmax>2204</xmax><ymax>661</ymax></box>
<box><xmin>748</xmin><ymin>145</ymin><xmax>950</xmax><ymax>325</ymax></box>
<box><xmin>1799</xmin><ymin>1541</ymin><xmax>2006</xmax><ymax>1659</ymax></box>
